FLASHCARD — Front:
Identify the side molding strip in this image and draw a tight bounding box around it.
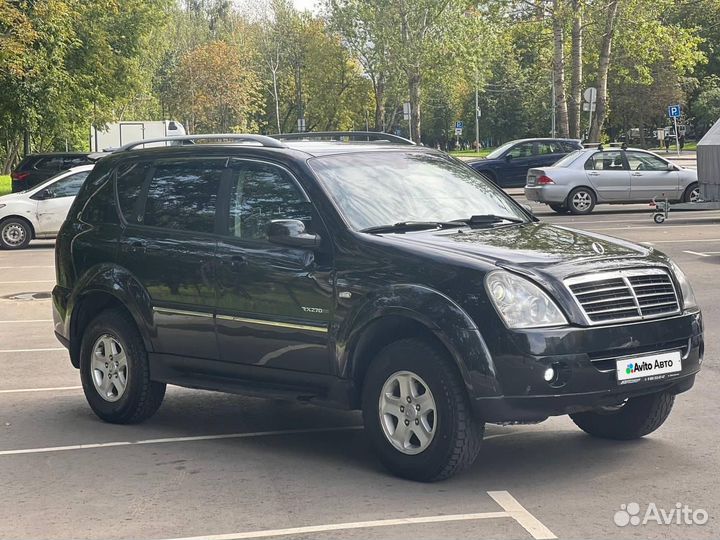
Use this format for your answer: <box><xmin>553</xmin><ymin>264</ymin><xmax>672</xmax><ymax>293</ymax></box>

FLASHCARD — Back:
<box><xmin>216</xmin><ymin>314</ymin><xmax>328</xmax><ymax>333</ymax></box>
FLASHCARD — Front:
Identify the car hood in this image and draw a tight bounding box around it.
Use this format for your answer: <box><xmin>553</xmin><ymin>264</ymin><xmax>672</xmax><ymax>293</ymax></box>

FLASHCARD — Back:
<box><xmin>0</xmin><ymin>192</ymin><xmax>28</xmax><ymax>203</ymax></box>
<box><xmin>380</xmin><ymin>222</ymin><xmax>664</xmax><ymax>280</ymax></box>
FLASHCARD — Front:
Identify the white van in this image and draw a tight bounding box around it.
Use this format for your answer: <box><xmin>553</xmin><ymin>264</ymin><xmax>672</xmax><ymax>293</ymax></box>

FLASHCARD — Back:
<box><xmin>90</xmin><ymin>120</ymin><xmax>185</xmax><ymax>152</ymax></box>
<box><xmin>0</xmin><ymin>164</ymin><xmax>94</xmax><ymax>249</ymax></box>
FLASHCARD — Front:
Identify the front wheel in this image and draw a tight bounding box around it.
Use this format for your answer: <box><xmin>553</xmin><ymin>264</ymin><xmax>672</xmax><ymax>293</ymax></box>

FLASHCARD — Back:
<box><xmin>682</xmin><ymin>182</ymin><xmax>699</xmax><ymax>203</ymax></box>
<box><xmin>0</xmin><ymin>218</ymin><xmax>32</xmax><ymax>249</ymax></box>
<box><xmin>362</xmin><ymin>339</ymin><xmax>484</xmax><ymax>481</ymax></box>
<box><xmin>570</xmin><ymin>391</ymin><xmax>674</xmax><ymax>440</ymax></box>
<box><xmin>80</xmin><ymin>309</ymin><xmax>166</xmax><ymax>424</ymax></box>
<box><xmin>567</xmin><ymin>187</ymin><xmax>596</xmax><ymax>215</ymax></box>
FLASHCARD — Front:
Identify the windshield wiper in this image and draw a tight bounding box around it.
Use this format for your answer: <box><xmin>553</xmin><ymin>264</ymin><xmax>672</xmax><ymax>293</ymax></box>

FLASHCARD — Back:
<box><xmin>360</xmin><ymin>221</ymin><xmax>464</xmax><ymax>234</ymax></box>
<box><xmin>451</xmin><ymin>214</ymin><xmax>525</xmax><ymax>227</ymax></box>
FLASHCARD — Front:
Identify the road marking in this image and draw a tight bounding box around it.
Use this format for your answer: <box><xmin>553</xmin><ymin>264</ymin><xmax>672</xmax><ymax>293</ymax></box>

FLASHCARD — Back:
<box><xmin>0</xmin><ymin>426</ymin><xmax>365</xmax><ymax>456</ymax></box>
<box><xmin>0</xmin><ymin>386</ymin><xmax>81</xmax><ymax>394</ymax></box>
<box><xmin>684</xmin><ymin>250</ymin><xmax>710</xmax><ymax>257</ymax></box>
<box><xmin>586</xmin><ymin>223</ymin><xmax>720</xmax><ymax>232</ymax></box>
<box><xmin>0</xmin><ymin>280</ymin><xmax>54</xmax><ymax>284</ymax></box>
<box><xmin>0</xmin><ymin>265</ymin><xmax>54</xmax><ymax>269</ymax></box>
<box><xmin>641</xmin><ymin>238</ymin><xmax>720</xmax><ymax>244</ymax></box>
<box><xmin>0</xmin><ymin>319</ymin><xmax>53</xmax><ymax>323</ymax></box>
<box><xmin>157</xmin><ymin>491</ymin><xmax>555</xmax><ymax>540</ymax></box>
<box><xmin>489</xmin><ymin>490</ymin><xmax>557</xmax><ymax>539</ymax></box>
<box><xmin>0</xmin><ymin>347</ymin><xmax>65</xmax><ymax>353</ymax></box>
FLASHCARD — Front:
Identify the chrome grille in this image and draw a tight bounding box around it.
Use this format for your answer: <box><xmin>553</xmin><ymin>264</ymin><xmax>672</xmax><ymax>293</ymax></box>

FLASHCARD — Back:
<box><xmin>566</xmin><ymin>269</ymin><xmax>680</xmax><ymax>325</ymax></box>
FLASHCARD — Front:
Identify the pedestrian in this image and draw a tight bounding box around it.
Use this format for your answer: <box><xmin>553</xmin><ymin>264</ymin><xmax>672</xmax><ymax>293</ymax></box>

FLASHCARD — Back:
<box><xmin>679</xmin><ymin>133</ymin><xmax>685</xmax><ymax>151</ymax></box>
<box><xmin>664</xmin><ymin>133</ymin><xmax>671</xmax><ymax>152</ymax></box>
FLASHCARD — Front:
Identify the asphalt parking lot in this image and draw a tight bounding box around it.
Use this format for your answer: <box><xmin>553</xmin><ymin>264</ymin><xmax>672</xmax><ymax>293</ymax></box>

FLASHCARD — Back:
<box><xmin>1</xmin><ymin>201</ymin><xmax>719</xmax><ymax>540</ymax></box>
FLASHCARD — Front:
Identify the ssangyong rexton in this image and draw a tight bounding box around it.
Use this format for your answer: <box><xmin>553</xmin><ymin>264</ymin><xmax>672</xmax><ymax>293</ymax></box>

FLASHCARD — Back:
<box><xmin>52</xmin><ymin>133</ymin><xmax>703</xmax><ymax>481</ymax></box>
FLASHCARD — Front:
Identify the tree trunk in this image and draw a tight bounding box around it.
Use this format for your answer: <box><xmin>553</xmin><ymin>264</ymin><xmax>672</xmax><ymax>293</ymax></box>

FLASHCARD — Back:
<box><xmin>552</xmin><ymin>0</ymin><xmax>569</xmax><ymax>138</ymax></box>
<box><xmin>408</xmin><ymin>70</ymin><xmax>421</xmax><ymax>143</ymax></box>
<box><xmin>589</xmin><ymin>0</ymin><xmax>619</xmax><ymax>142</ymax></box>
<box><xmin>374</xmin><ymin>79</ymin><xmax>385</xmax><ymax>131</ymax></box>
<box><xmin>568</xmin><ymin>0</ymin><xmax>583</xmax><ymax>139</ymax></box>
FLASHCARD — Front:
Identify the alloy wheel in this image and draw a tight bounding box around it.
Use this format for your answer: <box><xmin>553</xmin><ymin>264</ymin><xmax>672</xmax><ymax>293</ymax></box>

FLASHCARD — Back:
<box><xmin>91</xmin><ymin>334</ymin><xmax>128</xmax><ymax>402</ymax></box>
<box><xmin>378</xmin><ymin>370</ymin><xmax>437</xmax><ymax>455</ymax></box>
<box><xmin>572</xmin><ymin>191</ymin><xmax>592</xmax><ymax>211</ymax></box>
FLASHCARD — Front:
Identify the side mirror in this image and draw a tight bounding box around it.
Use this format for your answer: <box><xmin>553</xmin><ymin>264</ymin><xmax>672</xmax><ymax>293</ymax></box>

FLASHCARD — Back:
<box><xmin>505</xmin><ymin>154</ymin><xmax>513</xmax><ymax>161</ymax></box>
<box><xmin>268</xmin><ymin>219</ymin><xmax>321</xmax><ymax>249</ymax></box>
<box><xmin>667</xmin><ymin>162</ymin><xmax>676</xmax><ymax>171</ymax></box>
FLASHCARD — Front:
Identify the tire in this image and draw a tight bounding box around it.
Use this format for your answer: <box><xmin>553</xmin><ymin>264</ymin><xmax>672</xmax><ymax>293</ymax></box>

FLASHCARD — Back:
<box><xmin>79</xmin><ymin>308</ymin><xmax>166</xmax><ymax>424</ymax></box>
<box><xmin>570</xmin><ymin>391</ymin><xmax>675</xmax><ymax>440</ymax></box>
<box><xmin>567</xmin><ymin>187</ymin><xmax>596</xmax><ymax>215</ymax></box>
<box><xmin>549</xmin><ymin>204</ymin><xmax>568</xmax><ymax>214</ymax></box>
<box><xmin>0</xmin><ymin>217</ymin><xmax>32</xmax><ymax>249</ymax></box>
<box><xmin>361</xmin><ymin>338</ymin><xmax>484</xmax><ymax>481</ymax></box>
<box><xmin>682</xmin><ymin>182</ymin><xmax>699</xmax><ymax>203</ymax></box>
<box><xmin>653</xmin><ymin>213</ymin><xmax>666</xmax><ymax>224</ymax></box>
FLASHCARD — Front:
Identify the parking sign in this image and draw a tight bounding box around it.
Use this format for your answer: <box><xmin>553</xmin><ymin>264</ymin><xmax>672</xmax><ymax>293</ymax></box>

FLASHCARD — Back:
<box><xmin>668</xmin><ymin>105</ymin><xmax>681</xmax><ymax>118</ymax></box>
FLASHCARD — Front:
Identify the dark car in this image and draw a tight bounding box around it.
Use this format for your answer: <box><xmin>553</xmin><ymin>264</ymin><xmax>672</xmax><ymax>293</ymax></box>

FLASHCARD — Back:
<box><xmin>469</xmin><ymin>138</ymin><xmax>582</xmax><ymax>188</ymax></box>
<box><xmin>53</xmin><ymin>132</ymin><xmax>702</xmax><ymax>482</ymax></box>
<box><xmin>11</xmin><ymin>152</ymin><xmax>93</xmax><ymax>192</ymax></box>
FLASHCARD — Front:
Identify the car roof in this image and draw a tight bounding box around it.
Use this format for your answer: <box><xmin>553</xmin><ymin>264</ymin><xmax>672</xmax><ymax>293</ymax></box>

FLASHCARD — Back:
<box><xmin>23</xmin><ymin>152</ymin><xmax>90</xmax><ymax>157</ymax></box>
<box><xmin>505</xmin><ymin>138</ymin><xmax>582</xmax><ymax>144</ymax></box>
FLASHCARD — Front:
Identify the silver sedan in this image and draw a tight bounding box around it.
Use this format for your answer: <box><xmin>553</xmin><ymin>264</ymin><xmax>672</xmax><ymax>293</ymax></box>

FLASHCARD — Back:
<box><xmin>524</xmin><ymin>147</ymin><xmax>699</xmax><ymax>214</ymax></box>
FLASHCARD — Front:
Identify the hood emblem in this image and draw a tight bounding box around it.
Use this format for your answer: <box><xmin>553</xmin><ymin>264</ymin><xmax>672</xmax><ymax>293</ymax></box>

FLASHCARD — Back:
<box><xmin>592</xmin><ymin>242</ymin><xmax>605</xmax><ymax>255</ymax></box>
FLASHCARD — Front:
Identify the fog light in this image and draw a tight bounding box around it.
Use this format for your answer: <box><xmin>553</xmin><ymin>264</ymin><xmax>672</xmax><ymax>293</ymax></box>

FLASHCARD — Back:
<box><xmin>543</xmin><ymin>367</ymin><xmax>555</xmax><ymax>382</ymax></box>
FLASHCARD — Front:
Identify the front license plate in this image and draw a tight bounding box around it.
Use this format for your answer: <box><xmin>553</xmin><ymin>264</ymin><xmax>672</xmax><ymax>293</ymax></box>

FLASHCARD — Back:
<box><xmin>616</xmin><ymin>351</ymin><xmax>682</xmax><ymax>384</ymax></box>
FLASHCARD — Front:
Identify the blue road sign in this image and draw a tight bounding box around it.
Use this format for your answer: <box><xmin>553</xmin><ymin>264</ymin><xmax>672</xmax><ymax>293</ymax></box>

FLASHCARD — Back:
<box><xmin>668</xmin><ymin>105</ymin><xmax>681</xmax><ymax>118</ymax></box>
<box><xmin>455</xmin><ymin>121</ymin><xmax>464</xmax><ymax>129</ymax></box>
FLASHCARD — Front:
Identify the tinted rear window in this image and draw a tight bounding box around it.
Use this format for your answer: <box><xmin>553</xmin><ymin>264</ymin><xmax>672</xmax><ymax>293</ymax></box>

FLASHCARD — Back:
<box><xmin>116</xmin><ymin>162</ymin><xmax>151</xmax><ymax>224</ymax></box>
<box><xmin>142</xmin><ymin>160</ymin><xmax>223</xmax><ymax>233</ymax></box>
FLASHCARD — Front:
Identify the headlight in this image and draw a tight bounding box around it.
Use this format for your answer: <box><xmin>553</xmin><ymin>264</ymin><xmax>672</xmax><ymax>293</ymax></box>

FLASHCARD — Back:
<box><xmin>669</xmin><ymin>261</ymin><xmax>697</xmax><ymax>310</ymax></box>
<box><xmin>485</xmin><ymin>270</ymin><xmax>567</xmax><ymax>328</ymax></box>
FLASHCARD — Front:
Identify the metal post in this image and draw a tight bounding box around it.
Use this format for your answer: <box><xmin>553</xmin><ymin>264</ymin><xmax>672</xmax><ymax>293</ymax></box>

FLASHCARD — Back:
<box><xmin>475</xmin><ymin>87</ymin><xmax>480</xmax><ymax>154</ymax></box>
<box><xmin>673</xmin><ymin>116</ymin><xmax>680</xmax><ymax>156</ymax></box>
<box><xmin>550</xmin><ymin>74</ymin><xmax>557</xmax><ymax>139</ymax></box>
<box><xmin>587</xmin><ymin>100</ymin><xmax>593</xmax><ymax>142</ymax></box>
<box><xmin>408</xmin><ymin>102</ymin><xmax>413</xmax><ymax>144</ymax></box>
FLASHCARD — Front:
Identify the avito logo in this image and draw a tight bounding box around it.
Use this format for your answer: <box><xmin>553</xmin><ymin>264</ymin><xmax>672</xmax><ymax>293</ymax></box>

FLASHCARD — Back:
<box><xmin>626</xmin><ymin>358</ymin><xmax>674</xmax><ymax>375</ymax></box>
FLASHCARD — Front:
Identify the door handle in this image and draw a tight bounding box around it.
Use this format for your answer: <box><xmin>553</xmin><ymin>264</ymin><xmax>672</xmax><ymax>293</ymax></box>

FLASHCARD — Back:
<box><xmin>122</xmin><ymin>241</ymin><xmax>146</xmax><ymax>253</ymax></box>
<box><xmin>229</xmin><ymin>255</ymin><xmax>247</xmax><ymax>268</ymax></box>
<box><xmin>588</xmin><ymin>171</ymin><xmax>600</xmax><ymax>176</ymax></box>
<box><xmin>631</xmin><ymin>172</ymin><xmax>643</xmax><ymax>176</ymax></box>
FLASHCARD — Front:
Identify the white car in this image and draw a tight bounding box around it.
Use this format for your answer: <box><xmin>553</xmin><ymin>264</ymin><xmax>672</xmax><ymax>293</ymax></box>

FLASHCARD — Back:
<box><xmin>0</xmin><ymin>164</ymin><xmax>94</xmax><ymax>249</ymax></box>
<box><xmin>524</xmin><ymin>147</ymin><xmax>699</xmax><ymax>214</ymax></box>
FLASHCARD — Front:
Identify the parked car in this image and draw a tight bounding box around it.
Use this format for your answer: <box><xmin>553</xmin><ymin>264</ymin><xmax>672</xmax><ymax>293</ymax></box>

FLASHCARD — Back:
<box><xmin>469</xmin><ymin>138</ymin><xmax>582</xmax><ymax>188</ymax></box>
<box><xmin>525</xmin><ymin>147</ymin><xmax>699</xmax><ymax>214</ymax></box>
<box><xmin>11</xmin><ymin>152</ymin><xmax>93</xmax><ymax>192</ymax></box>
<box><xmin>0</xmin><ymin>165</ymin><xmax>94</xmax><ymax>249</ymax></box>
<box><xmin>53</xmin><ymin>133</ymin><xmax>702</xmax><ymax>482</ymax></box>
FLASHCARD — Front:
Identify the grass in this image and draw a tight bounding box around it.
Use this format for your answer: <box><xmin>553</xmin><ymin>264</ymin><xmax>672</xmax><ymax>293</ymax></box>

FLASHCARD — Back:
<box><xmin>0</xmin><ymin>175</ymin><xmax>10</xmax><ymax>196</ymax></box>
<box><xmin>449</xmin><ymin>148</ymin><xmax>495</xmax><ymax>158</ymax></box>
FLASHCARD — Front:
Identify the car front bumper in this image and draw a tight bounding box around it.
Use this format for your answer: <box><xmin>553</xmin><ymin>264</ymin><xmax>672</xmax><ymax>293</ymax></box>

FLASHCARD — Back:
<box><xmin>473</xmin><ymin>311</ymin><xmax>703</xmax><ymax>422</ymax></box>
<box><xmin>524</xmin><ymin>185</ymin><xmax>571</xmax><ymax>204</ymax></box>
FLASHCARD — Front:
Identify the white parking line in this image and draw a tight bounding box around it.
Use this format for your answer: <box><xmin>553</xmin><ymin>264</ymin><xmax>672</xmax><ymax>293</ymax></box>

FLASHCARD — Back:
<box><xmin>0</xmin><ymin>386</ymin><xmax>81</xmax><ymax>394</ymax></box>
<box><xmin>0</xmin><ymin>426</ymin><xmax>365</xmax><ymax>456</ymax></box>
<box><xmin>643</xmin><ymin>238</ymin><xmax>720</xmax><ymax>244</ymax></box>
<box><xmin>0</xmin><ymin>280</ymin><xmax>54</xmax><ymax>284</ymax></box>
<box><xmin>0</xmin><ymin>347</ymin><xmax>65</xmax><ymax>353</ymax></box>
<box><xmin>684</xmin><ymin>250</ymin><xmax>710</xmax><ymax>257</ymax></box>
<box><xmin>0</xmin><ymin>265</ymin><xmax>54</xmax><ymax>269</ymax></box>
<box><xmin>158</xmin><ymin>491</ymin><xmax>555</xmax><ymax>540</ymax></box>
<box><xmin>0</xmin><ymin>319</ymin><xmax>53</xmax><ymax>323</ymax></box>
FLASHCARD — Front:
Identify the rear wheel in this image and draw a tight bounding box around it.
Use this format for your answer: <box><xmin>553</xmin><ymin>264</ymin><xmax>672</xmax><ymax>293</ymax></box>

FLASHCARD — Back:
<box><xmin>0</xmin><ymin>218</ymin><xmax>31</xmax><ymax>249</ymax></box>
<box><xmin>362</xmin><ymin>339</ymin><xmax>484</xmax><ymax>481</ymax></box>
<box><xmin>567</xmin><ymin>187</ymin><xmax>596</xmax><ymax>215</ymax></box>
<box><xmin>570</xmin><ymin>391</ymin><xmax>674</xmax><ymax>440</ymax></box>
<box><xmin>549</xmin><ymin>204</ymin><xmax>568</xmax><ymax>214</ymax></box>
<box><xmin>682</xmin><ymin>182</ymin><xmax>699</xmax><ymax>203</ymax></box>
<box><xmin>80</xmin><ymin>308</ymin><xmax>165</xmax><ymax>424</ymax></box>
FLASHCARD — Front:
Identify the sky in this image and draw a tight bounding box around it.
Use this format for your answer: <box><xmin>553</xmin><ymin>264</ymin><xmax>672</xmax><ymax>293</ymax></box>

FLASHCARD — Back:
<box><xmin>292</xmin><ymin>0</ymin><xmax>319</xmax><ymax>13</ymax></box>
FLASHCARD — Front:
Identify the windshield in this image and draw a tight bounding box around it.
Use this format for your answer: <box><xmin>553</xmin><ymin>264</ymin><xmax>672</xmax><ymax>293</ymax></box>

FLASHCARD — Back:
<box><xmin>553</xmin><ymin>149</ymin><xmax>583</xmax><ymax>167</ymax></box>
<box><xmin>485</xmin><ymin>141</ymin><xmax>515</xmax><ymax>159</ymax></box>
<box><xmin>308</xmin><ymin>151</ymin><xmax>528</xmax><ymax>231</ymax></box>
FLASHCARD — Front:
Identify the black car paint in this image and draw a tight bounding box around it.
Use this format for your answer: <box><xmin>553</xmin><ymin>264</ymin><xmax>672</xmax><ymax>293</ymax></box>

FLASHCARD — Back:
<box><xmin>469</xmin><ymin>139</ymin><xmax>582</xmax><ymax>188</ymax></box>
<box><xmin>53</xmin><ymin>143</ymin><xmax>702</xmax><ymax>423</ymax></box>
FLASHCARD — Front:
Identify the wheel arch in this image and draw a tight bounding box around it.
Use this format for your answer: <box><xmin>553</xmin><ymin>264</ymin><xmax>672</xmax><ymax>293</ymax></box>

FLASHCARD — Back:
<box><xmin>66</xmin><ymin>265</ymin><xmax>155</xmax><ymax>368</ymax></box>
<box><xmin>338</xmin><ymin>285</ymin><xmax>501</xmax><ymax>408</ymax></box>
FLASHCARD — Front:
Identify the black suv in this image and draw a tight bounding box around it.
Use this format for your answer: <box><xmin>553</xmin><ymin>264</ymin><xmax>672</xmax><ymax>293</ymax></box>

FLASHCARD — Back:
<box><xmin>53</xmin><ymin>132</ymin><xmax>703</xmax><ymax>481</ymax></box>
<box><xmin>11</xmin><ymin>152</ymin><xmax>93</xmax><ymax>192</ymax></box>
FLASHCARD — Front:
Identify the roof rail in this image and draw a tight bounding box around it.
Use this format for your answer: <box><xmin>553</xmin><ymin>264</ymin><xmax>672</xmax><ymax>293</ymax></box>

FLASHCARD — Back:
<box><xmin>116</xmin><ymin>134</ymin><xmax>285</xmax><ymax>152</ymax></box>
<box><xmin>276</xmin><ymin>131</ymin><xmax>415</xmax><ymax>145</ymax></box>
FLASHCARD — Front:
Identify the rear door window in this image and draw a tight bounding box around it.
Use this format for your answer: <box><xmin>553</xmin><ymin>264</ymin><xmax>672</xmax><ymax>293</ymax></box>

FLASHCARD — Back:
<box><xmin>61</xmin><ymin>155</ymin><xmax>91</xmax><ymax>169</ymax></box>
<box><xmin>584</xmin><ymin>151</ymin><xmax>626</xmax><ymax>171</ymax></box>
<box><xmin>32</xmin><ymin>156</ymin><xmax>63</xmax><ymax>171</ymax></box>
<box><xmin>142</xmin><ymin>160</ymin><xmax>224</xmax><ymax>233</ymax></box>
<box><xmin>536</xmin><ymin>142</ymin><xmax>563</xmax><ymax>155</ymax></box>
